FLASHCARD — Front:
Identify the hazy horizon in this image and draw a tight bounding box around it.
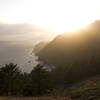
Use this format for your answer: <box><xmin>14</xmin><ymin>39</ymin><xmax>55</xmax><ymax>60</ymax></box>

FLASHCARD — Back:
<box><xmin>0</xmin><ymin>20</ymin><xmax>100</xmax><ymax>72</ymax></box>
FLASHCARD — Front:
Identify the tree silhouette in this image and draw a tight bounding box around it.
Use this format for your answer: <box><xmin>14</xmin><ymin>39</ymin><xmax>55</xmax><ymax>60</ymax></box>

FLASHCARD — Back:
<box><xmin>0</xmin><ymin>63</ymin><xmax>22</xmax><ymax>96</ymax></box>
<box><xmin>30</xmin><ymin>64</ymin><xmax>51</xmax><ymax>96</ymax></box>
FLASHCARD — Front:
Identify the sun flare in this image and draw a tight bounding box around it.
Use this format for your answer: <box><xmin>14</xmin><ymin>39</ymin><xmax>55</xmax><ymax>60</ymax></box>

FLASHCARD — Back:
<box><xmin>27</xmin><ymin>0</ymin><xmax>100</xmax><ymax>34</ymax></box>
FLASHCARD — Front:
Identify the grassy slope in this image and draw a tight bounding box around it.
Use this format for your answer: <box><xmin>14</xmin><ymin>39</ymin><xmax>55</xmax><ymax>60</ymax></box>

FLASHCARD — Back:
<box><xmin>66</xmin><ymin>75</ymin><xmax>100</xmax><ymax>100</ymax></box>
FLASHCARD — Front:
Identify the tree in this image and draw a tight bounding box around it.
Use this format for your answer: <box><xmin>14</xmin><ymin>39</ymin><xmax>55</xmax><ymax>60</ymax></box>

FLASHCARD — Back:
<box><xmin>30</xmin><ymin>64</ymin><xmax>51</xmax><ymax>96</ymax></box>
<box><xmin>0</xmin><ymin>63</ymin><xmax>22</xmax><ymax>96</ymax></box>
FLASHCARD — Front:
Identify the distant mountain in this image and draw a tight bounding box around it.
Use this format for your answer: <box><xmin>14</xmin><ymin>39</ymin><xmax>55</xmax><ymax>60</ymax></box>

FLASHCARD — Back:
<box><xmin>34</xmin><ymin>20</ymin><xmax>100</xmax><ymax>66</ymax></box>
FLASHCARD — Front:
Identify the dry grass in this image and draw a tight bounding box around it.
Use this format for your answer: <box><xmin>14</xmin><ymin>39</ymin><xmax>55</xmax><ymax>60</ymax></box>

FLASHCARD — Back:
<box><xmin>0</xmin><ymin>97</ymin><xmax>72</xmax><ymax>100</ymax></box>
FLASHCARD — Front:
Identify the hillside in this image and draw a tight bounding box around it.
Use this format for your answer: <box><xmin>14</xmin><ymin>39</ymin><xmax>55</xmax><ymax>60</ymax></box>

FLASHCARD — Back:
<box><xmin>34</xmin><ymin>20</ymin><xmax>100</xmax><ymax>66</ymax></box>
<box><xmin>34</xmin><ymin>42</ymin><xmax>48</xmax><ymax>54</ymax></box>
<box><xmin>66</xmin><ymin>75</ymin><xmax>100</xmax><ymax>99</ymax></box>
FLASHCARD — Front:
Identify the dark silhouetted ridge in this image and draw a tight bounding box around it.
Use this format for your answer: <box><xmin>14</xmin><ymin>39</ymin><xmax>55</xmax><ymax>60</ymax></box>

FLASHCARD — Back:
<box><xmin>35</xmin><ymin>20</ymin><xmax>100</xmax><ymax>66</ymax></box>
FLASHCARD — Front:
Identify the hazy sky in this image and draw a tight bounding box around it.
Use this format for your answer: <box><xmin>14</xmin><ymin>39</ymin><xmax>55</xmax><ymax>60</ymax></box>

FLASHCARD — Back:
<box><xmin>0</xmin><ymin>0</ymin><xmax>100</xmax><ymax>32</ymax></box>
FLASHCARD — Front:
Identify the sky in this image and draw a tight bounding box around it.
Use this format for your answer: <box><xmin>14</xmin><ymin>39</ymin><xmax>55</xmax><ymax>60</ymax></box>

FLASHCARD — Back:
<box><xmin>0</xmin><ymin>0</ymin><xmax>100</xmax><ymax>32</ymax></box>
